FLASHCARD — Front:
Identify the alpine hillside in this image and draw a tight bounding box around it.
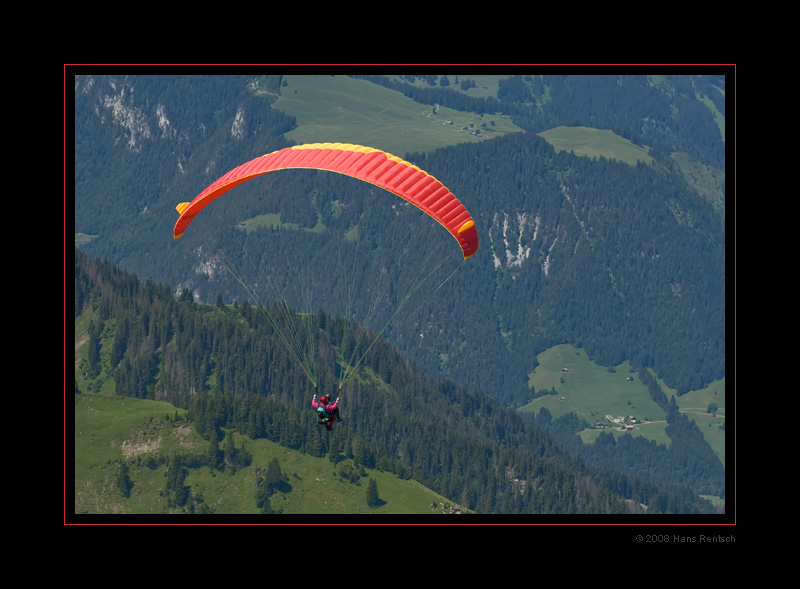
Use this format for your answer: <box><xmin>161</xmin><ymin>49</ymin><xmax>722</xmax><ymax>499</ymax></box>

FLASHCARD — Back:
<box><xmin>71</xmin><ymin>70</ymin><xmax>731</xmax><ymax>517</ymax></box>
<box><xmin>73</xmin><ymin>72</ymin><xmax>727</xmax><ymax>407</ymax></box>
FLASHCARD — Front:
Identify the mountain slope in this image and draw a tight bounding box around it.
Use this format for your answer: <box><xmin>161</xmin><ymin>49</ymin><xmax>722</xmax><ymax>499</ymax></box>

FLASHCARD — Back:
<box><xmin>72</xmin><ymin>71</ymin><xmax>727</xmax><ymax>407</ymax></box>
<box><xmin>74</xmin><ymin>393</ymin><xmax>469</xmax><ymax>515</ymax></box>
<box><xmin>73</xmin><ymin>249</ymin><xmax>720</xmax><ymax>515</ymax></box>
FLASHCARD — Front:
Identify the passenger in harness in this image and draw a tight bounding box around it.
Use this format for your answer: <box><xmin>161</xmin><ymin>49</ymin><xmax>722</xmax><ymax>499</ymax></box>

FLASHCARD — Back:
<box><xmin>312</xmin><ymin>394</ymin><xmax>340</xmax><ymax>431</ymax></box>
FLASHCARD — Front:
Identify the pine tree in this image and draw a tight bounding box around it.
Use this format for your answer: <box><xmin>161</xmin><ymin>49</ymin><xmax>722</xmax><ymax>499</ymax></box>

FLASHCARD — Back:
<box><xmin>265</xmin><ymin>457</ymin><xmax>283</xmax><ymax>494</ymax></box>
<box><xmin>223</xmin><ymin>431</ymin><xmax>237</xmax><ymax>473</ymax></box>
<box><xmin>366</xmin><ymin>478</ymin><xmax>379</xmax><ymax>508</ymax></box>
<box><xmin>207</xmin><ymin>427</ymin><xmax>223</xmax><ymax>471</ymax></box>
<box><xmin>165</xmin><ymin>456</ymin><xmax>190</xmax><ymax>508</ymax></box>
<box><xmin>116</xmin><ymin>463</ymin><xmax>133</xmax><ymax>498</ymax></box>
<box><xmin>87</xmin><ymin>320</ymin><xmax>102</xmax><ymax>376</ymax></box>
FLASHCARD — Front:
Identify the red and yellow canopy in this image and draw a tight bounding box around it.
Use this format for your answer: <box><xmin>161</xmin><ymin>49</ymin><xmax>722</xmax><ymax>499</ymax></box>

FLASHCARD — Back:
<box><xmin>174</xmin><ymin>142</ymin><xmax>478</xmax><ymax>259</ymax></box>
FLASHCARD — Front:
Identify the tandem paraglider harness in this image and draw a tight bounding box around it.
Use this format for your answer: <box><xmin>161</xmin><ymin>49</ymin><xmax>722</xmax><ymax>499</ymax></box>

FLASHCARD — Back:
<box><xmin>313</xmin><ymin>394</ymin><xmax>341</xmax><ymax>430</ymax></box>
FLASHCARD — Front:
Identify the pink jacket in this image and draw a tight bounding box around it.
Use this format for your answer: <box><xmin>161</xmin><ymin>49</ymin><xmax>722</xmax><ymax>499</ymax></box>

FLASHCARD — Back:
<box><xmin>312</xmin><ymin>398</ymin><xmax>338</xmax><ymax>412</ymax></box>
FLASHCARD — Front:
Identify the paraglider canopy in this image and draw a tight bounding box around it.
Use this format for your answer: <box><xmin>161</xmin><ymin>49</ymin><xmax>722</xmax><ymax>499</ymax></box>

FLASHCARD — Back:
<box><xmin>174</xmin><ymin>142</ymin><xmax>478</xmax><ymax>259</ymax></box>
<box><xmin>173</xmin><ymin>142</ymin><xmax>479</xmax><ymax>391</ymax></box>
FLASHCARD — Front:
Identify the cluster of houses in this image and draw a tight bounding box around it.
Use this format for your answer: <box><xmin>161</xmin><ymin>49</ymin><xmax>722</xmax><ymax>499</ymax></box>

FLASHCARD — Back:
<box><xmin>595</xmin><ymin>416</ymin><xmax>639</xmax><ymax>431</ymax></box>
<box><xmin>442</xmin><ymin>120</ymin><xmax>485</xmax><ymax>136</ymax></box>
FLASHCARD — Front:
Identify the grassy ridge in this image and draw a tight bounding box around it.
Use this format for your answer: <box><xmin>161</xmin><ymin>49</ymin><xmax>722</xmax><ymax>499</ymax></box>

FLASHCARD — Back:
<box><xmin>74</xmin><ymin>394</ymin><xmax>190</xmax><ymax>514</ymax></box>
<box><xmin>73</xmin><ymin>394</ymin><xmax>464</xmax><ymax>515</ymax></box>
<box><xmin>270</xmin><ymin>75</ymin><xmax>523</xmax><ymax>156</ymax></box>
<box><xmin>186</xmin><ymin>433</ymin><xmax>460</xmax><ymax>515</ymax></box>
<box><xmin>74</xmin><ymin>305</ymin><xmax>466</xmax><ymax>515</ymax></box>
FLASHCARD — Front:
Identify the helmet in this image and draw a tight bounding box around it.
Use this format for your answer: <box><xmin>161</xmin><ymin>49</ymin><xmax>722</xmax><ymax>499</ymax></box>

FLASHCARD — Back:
<box><xmin>320</xmin><ymin>396</ymin><xmax>329</xmax><ymax>404</ymax></box>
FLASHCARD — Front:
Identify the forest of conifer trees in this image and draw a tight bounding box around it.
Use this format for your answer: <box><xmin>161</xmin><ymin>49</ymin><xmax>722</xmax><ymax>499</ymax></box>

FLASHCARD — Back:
<box><xmin>73</xmin><ymin>72</ymin><xmax>729</xmax><ymax>516</ymax></box>
<box><xmin>75</xmin><ymin>248</ymin><xmax>721</xmax><ymax>514</ymax></box>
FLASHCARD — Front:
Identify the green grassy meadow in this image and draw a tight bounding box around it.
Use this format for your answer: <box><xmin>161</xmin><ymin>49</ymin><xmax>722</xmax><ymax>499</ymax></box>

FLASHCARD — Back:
<box><xmin>73</xmin><ymin>393</ymin><xmax>464</xmax><ymax>516</ymax></box>
<box><xmin>270</xmin><ymin>75</ymin><xmax>524</xmax><ymax>156</ymax></box>
<box><xmin>238</xmin><ymin>212</ymin><xmax>326</xmax><ymax>234</ymax></box>
<box><xmin>519</xmin><ymin>344</ymin><xmax>725</xmax><ymax>463</ymax></box>
<box><xmin>74</xmin><ymin>394</ymin><xmax>191</xmax><ymax>514</ymax></box>
<box><xmin>185</xmin><ymin>434</ymin><xmax>460</xmax><ymax>516</ymax></box>
<box><xmin>661</xmin><ymin>376</ymin><xmax>726</xmax><ymax>467</ymax></box>
<box><xmin>538</xmin><ymin>126</ymin><xmax>653</xmax><ymax>165</ymax></box>
<box><xmin>269</xmin><ymin>76</ymin><xmax>655</xmax><ymax>166</ymax></box>
<box><xmin>520</xmin><ymin>344</ymin><xmax>667</xmax><ymax>444</ymax></box>
<box><xmin>385</xmin><ymin>74</ymin><xmax>515</xmax><ymax>100</ymax></box>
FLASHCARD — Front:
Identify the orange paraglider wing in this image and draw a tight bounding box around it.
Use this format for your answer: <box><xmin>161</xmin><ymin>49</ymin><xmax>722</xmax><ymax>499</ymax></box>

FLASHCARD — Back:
<box><xmin>174</xmin><ymin>142</ymin><xmax>478</xmax><ymax>259</ymax></box>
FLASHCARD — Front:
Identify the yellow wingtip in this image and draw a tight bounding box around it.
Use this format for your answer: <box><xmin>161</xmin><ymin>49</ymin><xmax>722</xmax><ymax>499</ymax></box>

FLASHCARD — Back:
<box><xmin>176</xmin><ymin>202</ymin><xmax>190</xmax><ymax>215</ymax></box>
<box><xmin>458</xmin><ymin>220</ymin><xmax>475</xmax><ymax>233</ymax></box>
